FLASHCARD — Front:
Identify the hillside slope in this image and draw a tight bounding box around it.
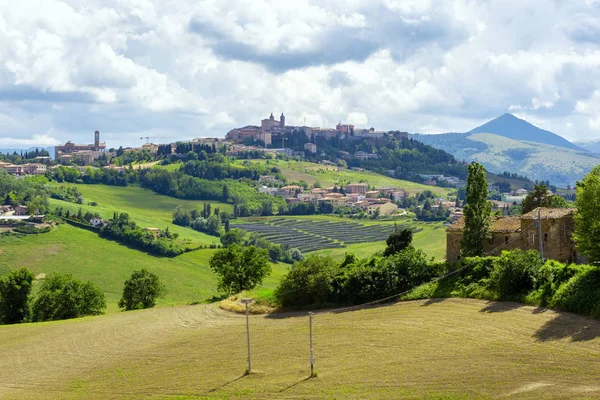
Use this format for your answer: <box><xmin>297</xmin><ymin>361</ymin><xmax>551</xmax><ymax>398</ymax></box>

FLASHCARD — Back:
<box><xmin>0</xmin><ymin>299</ymin><xmax>598</xmax><ymax>399</ymax></box>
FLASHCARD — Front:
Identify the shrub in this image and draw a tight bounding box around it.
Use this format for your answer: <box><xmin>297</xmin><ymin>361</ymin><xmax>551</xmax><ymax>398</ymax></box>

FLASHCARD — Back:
<box><xmin>220</xmin><ymin>228</ymin><xmax>246</xmax><ymax>247</ymax></box>
<box><xmin>487</xmin><ymin>250</ymin><xmax>543</xmax><ymax>300</ymax></box>
<box><xmin>341</xmin><ymin>247</ymin><xmax>434</xmax><ymax>304</ymax></box>
<box><xmin>0</xmin><ymin>267</ymin><xmax>34</xmax><ymax>324</ymax></box>
<box><xmin>275</xmin><ymin>255</ymin><xmax>339</xmax><ymax>308</ymax></box>
<box><xmin>119</xmin><ymin>269</ymin><xmax>166</xmax><ymax>311</ymax></box>
<box><xmin>32</xmin><ymin>273</ymin><xmax>106</xmax><ymax>321</ymax></box>
<box><xmin>550</xmin><ymin>267</ymin><xmax>600</xmax><ymax>318</ymax></box>
<box><xmin>527</xmin><ymin>260</ymin><xmax>586</xmax><ymax>306</ymax></box>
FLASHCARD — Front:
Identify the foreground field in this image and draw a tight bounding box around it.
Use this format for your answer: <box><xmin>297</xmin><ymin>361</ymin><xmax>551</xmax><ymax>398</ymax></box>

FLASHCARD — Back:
<box><xmin>0</xmin><ymin>224</ymin><xmax>287</xmax><ymax>311</ymax></box>
<box><xmin>0</xmin><ymin>298</ymin><xmax>598</xmax><ymax>399</ymax></box>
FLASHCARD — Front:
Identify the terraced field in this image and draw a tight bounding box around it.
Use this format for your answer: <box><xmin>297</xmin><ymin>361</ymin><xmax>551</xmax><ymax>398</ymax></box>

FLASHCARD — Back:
<box><xmin>233</xmin><ymin>218</ymin><xmax>423</xmax><ymax>253</ymax></box>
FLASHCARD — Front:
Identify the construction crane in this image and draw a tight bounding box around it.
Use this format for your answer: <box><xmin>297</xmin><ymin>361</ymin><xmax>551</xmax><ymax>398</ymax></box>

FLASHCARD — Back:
<box><xmin>140</xmin><ymin>136</ymin><xmax>173</xmax><ymax>144</ymax></box>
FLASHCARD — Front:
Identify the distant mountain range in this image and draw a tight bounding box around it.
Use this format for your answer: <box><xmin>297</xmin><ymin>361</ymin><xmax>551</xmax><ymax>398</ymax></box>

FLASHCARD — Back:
<box><xmin>413</xmin><ymin>113</ymin><xmax>600</xmax><ymax>188</ymax></box>
<box><xmin>573</xmin><ymin>140</ymin><xmax>600</xmax><ymax>154</ymax></box>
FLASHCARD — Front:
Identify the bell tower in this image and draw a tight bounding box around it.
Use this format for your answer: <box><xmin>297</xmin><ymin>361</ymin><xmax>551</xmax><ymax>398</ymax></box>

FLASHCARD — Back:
<box><xmin>280</xmin><ymin>113</ymin><xmax>285</xmax><ymax>128</ymax></box>
<box><xmin>94</xmin><ymin>131</ymin><xmax>100</xmax><ymax>148</ymax></box>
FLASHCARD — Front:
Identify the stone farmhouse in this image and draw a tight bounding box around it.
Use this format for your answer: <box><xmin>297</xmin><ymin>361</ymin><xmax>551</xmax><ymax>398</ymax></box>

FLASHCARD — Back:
<box><xmin>446</xmin><ymin>208</ymin><xmax>577</xmax><ymax>263</ymax></box>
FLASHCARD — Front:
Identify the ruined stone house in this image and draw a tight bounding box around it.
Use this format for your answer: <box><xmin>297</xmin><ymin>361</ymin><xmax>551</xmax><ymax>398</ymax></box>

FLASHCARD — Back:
<box><xmin>446</xmin><ymin>208</ymin><xmax>576</xmax><ymax>263</ymax></box>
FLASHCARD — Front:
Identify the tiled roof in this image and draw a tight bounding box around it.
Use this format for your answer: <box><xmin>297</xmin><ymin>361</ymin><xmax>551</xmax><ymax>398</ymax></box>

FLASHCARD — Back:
<box><xmin>447</xmin><ymin>216</ymin><xmax>522</xmax><ymax>233</ymax></box>
<box><xmin>521</xmin><ymin>207</ymin><xmax>574</xmax><ymax>219</ymax></box>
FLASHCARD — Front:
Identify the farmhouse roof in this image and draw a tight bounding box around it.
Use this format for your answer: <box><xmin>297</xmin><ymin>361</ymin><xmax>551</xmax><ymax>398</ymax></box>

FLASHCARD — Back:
<box><xmin>447</xmin><ymin>216</ymin><xmax>522</xmax><ymax>233</ymax></box>
<box><xmin>521</xmin><ymin>207</ymin><xmax>574</xmax><ymax>220</ymax></box>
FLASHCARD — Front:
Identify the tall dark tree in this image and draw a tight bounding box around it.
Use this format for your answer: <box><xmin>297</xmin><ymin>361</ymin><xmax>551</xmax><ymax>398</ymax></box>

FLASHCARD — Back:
<box><xmin>460</xmin><ymin>162</ymin><xmax>492</xmax><ymax>257</ymax></box>
<box><xmin>521</xmin><ymin>184</ymin><xmax>552</xmax><ymax>214</ymax></box>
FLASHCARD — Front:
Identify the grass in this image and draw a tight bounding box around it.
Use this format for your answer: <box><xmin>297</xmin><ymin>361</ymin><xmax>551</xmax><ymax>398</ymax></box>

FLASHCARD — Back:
<box><xmin>243</xmin><ymin>159</ymin><xmax>451</xmax><ymax>196</ymax></box>
<box><xmin>0</xmin><ymin>224</ymin><xmax>288</xmax><ymax>312</ymax></box>
<box><xmin>0</xmin><ymin>298</ymin><xmax>598</xmax><ymax>399</ymax></box>
<box><xmin>49</xmin><ymin>184</ymin><xmax>233</xmax><ymax>246</ymax></box>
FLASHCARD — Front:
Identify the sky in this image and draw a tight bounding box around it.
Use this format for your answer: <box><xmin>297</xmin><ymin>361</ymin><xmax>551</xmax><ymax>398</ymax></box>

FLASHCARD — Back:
<box><xmin>1</xmin><ymin>0</ymin><xmax>600</xmax><ymax>148</ymax></box>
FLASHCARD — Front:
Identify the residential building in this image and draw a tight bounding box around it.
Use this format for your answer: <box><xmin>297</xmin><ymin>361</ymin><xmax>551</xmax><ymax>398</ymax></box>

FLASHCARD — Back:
<box><xmin>22</xmin><ymin>163</ymin><xmax>47</xmax><ymax>175</ymax></box>
<box><xmin>14</xmin><ymin>205</ymin><xmax>28</xmax><ymax>216</ymax></box>
<box><xmin>345</xmin><ymin>183</ymin><xmax>368</xmax><ymax>195</ymax></box>
<box><xmin>143</xmin><ymin>227</ymin><xmax>161</xmax><ymax>238</ymax></box>
<box><xmin>501</xmin><ymin>194</ymin><xmax>526</xmax><ymax>204</ymax></box>
<box><xmin>304</xmin><ymin>143</ymin><xmax>317</xmax><ymax>153</ymax></box>
<box><xmin>354</xmin><ymin>151</ymin><xmax>378</xmax><ymax>160</ymax></box>
<box><xmin>446</xmin><ymin>208</ymin><xmax>577</xmax><ymax>263</ymax></box>
<box><xmin>366</xmin><ymin>202</ymin><xmax>398</xmax><ymax>216</ymax></box>
<box><xmin>280</xmin><ymin>185</ymin><xmax>304</xmax><ymax>197</ymax></box>
<box><xmin>89</xmin><ymin>218</ymin><xmax>105</xmax><ymax>227</ymax></box>
<box><xmin>365</xmin><ymin>190</ymin><xmax>380</xmax><ymax>199</ymax></box>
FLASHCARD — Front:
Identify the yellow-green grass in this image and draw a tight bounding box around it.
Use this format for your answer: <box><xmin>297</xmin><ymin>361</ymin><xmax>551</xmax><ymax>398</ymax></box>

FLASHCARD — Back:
<box><xmin>1</xmin><ymin>298</ymin><xmax>598</xmax><ymax>399</ymax></box>
<box><xmin>0</xmin><ymin>224</ymin><xmax>288</xmax><ymax>312</ymax></box>
<box><xmin>242</xmin><ymin>159</ymin><xmax>451</xmax><ymax>196</ymax></box>
<box><xmin>49</xmin><ymin>184</ymin><xmax>233</xmax><ymax>246</ymax></box>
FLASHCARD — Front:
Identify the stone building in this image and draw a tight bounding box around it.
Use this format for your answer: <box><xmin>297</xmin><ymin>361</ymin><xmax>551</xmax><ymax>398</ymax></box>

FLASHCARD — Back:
<box><xmin>446</xmin><ymin>208</ymin><xmax>576</xmax><ymax>263</ymax></box>
<box><xmin>55</xmin><ymin>131</ymin><xmax>106</xmax><ymax>162</ymax></box>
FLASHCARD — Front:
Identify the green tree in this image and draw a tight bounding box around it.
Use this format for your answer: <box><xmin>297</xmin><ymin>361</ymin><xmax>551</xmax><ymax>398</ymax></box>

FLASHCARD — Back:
<box><xmin>574</xmin><ymin>166</ymin><xmax>600</xmax><ymax>263</ymax></box>
<box><xmin>32</xmin><ymin>273</ymin><xmax>106</xmax><ymax>322</ymax></box>
<box><xmin>209</xmin><ymin>245</ymin><xmax>271</xmax><ymax>295</ymax></box>
<box><xmin>0</xmin><ymin>267</ymin><xmax>34</xmax><ymax>324</ymax></box>
<box><xmin>460</xmin><ymin>162</ymin><xmax>492</xmax><ymax>257</ymax></box>
<box><xmin>384</xmin><ymin>227</ymin><xmax>413</xmax><ymax>257</ymax></box>
<box><xmin>220</xmin><ymin>228</ymin><xmax>245</xmax><ymax>247</ymax></box>
<box><xmin>118</xmin><ymin>269</ymin><xmax>166</xmax><ymax>311</ymax></box>
<box><xmin>521</xmin><ymin>184</ymin><xmax>558</xmax><ymax>214</ymax></box>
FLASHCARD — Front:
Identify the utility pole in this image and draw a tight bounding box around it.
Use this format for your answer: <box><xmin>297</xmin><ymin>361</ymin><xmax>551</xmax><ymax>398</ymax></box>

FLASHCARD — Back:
<box><xmin>309</xmin><ymin>312</ymin><xmax>315</xmax><ymax>377</ymax></box>
<box><xmin>240</xmin><ymin>298</ymin><xmax>254</xmax><ymax>374</ymax></box>
<box><xmin>537</xmin><ymin>208</ymin><xmax>544</xmax><ymax>260</ymax></box>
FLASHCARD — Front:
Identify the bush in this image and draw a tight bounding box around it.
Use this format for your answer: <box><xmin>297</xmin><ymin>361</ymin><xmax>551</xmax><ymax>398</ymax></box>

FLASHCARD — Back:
<box><xmin>527</xmin><ymin>260</ymin><xmax>585</xmax><ymax>306</ymax></box>
<box><xmin>341</xmin><ymin>247</ymin><xmax>435</xmax><ymax>304</ymax></box>
<box><xmin>119</xmin><ymin>269</ymin><xmax>166</xmax><ymax>311</ymax></box>
<box><xmin>487</xmin><ymin>250</ymin><xmax>543</xmax><ymax>300</ymax></box>
<box><xmin>32</xmin><ymin>273</ymin><xmax>106</xmax><ymax>321</ymax></box>
<box><xmin>550</xmin><ymin>267</ymin><xmax>600</xmax><ymax>318</ymax></box>
<box><xmin>0</xmin><ymin>267</ymin><xmax>34</xmax><ymax>324</ymax></box>
<box><xmin>275</xmin><ymin>255</ymin><xmax>339</xmax><ymax>308</ymax></box>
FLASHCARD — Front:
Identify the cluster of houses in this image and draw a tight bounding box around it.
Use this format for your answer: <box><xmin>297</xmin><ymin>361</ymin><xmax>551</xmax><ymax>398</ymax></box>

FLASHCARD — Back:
<box><xmin>259</xmin><ymin>178</ymin><xmax>406</xmax><ymax>216</ymax></box>
<box><xmin>0</xmin><ymin>161</ymin><xmax>47</xmax><ymax>176</ymax></box>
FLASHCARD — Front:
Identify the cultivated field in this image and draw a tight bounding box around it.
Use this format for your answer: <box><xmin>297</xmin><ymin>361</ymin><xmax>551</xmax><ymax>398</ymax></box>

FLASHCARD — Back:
<box><xmin>0</xmin><ymin>224</ymin><xmax>287</xmax><ymax>312</ymax></box>
<box><xmin>0</xmin><ymin>299</ymin><xmax>598</xmax><ymax>399</ymax></box>
<box><xmin>233</xmin><ymin>215</ymin><xmax>447</xmax><ymax>260</ymax></box>
<box><xmin>48</xmin><ymin>184</ymin><xmax>233</xmax><ymax>246</ymax></box>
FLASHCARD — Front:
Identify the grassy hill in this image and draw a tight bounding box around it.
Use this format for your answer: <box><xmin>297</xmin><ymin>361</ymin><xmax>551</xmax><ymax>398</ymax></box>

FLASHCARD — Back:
<box><xmin>415</xmin><ymin>132</ymin><xmax>600</xmax><ymax>187</ymax></box>
<box><xmin>48</xmin><ymin>184</ymin><xmax>232</xmax><ymax>247</ymax></box>
<box><xmin>243</xmin><ymin>159</ymin><xmax>451</xmax><ymax>196</ymax></box>
<box><xmin>0</xmin><ymin>298</ymin><xmax>598</xmax><ymax>399</ymax></box>
<box><xmin>0</xmin><ymin>224</ymin><xmax>288</xmax><ymax>312</ymax></box>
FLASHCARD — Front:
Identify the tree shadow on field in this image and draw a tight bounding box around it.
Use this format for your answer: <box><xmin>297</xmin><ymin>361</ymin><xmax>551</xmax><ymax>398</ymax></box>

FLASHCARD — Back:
<box><xmin>420</xmin><ymin>298</ymin><xmax>447</xmax><ymax>307</ymax></box>
<box><xmin>534</xmin><ymin>313</ymin><xmax>600</xmax><ymax>342</ymax></box>
<box><xmin>279</xmin><ymin>376</ymin><xmax>313</xmax><ymax>393</ymax></box>
<box><xmin>479</xmin><ymin>301</ymin><xmax>523</xmax><ymax>314</ymax></box>
<box><xmin>206</xmin><ymin>373</ymin><xmax>247</xmax><ymax>393</ymax></box>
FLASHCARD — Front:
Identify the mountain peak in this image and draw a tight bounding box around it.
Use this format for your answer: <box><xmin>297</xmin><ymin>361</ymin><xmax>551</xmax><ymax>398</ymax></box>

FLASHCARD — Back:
<box><xmin>467</xmin><ymin>114</ymin><xmax>585</xmax><ymax>152</ymax></box>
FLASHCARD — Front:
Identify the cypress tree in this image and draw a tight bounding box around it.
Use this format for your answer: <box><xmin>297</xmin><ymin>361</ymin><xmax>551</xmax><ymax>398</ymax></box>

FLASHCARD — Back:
<box><xmin>460</xmin><ymin>162</ymin><xmax>492</xmax><ymax>257</ymax></box>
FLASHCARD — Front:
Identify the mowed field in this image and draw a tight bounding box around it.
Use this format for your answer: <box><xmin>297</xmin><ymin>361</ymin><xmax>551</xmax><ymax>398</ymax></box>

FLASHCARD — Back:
<box><xmin>0</xmin><ymin>224</ymin><xmax>288</xmax><ymax>312</ymax></box>
<box><xmin>48</xmin><ymin>184</ymin><xmax>233</xmax><ymax>246</ymax></box>
<box><xmin>0</xmin><ymin>298</ymin><xmax>598</xmax><ymax>399</ymax></box>
<box><xmin>242</xmin><ymin>159</ymin><xmax>451</xmax><ymax>196</ymax></box>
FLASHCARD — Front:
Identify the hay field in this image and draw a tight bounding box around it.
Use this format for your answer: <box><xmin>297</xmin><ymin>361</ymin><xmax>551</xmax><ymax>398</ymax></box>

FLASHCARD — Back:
<box><xmin>0</xmin><ymin>299</ymin><xmax>598</xmax><ymax>399</ymax></box>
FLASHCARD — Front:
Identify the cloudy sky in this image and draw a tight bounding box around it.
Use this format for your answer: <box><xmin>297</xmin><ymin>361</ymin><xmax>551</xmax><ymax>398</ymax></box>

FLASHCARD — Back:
<box><xmin>1</xmin><ymin>0</ymin><xmax>600</xmax><ymax>148</ymax></box>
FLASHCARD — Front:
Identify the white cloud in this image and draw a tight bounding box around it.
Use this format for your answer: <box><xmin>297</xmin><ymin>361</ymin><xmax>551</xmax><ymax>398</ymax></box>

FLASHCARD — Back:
<box><xmin>0</xmin><ymin>0</ymin><xmax>599</xmax><ymax>147</ymax></box>
<box><xmin>0</xmin><ymin>134</ymin><xmax>61</xmax><ymax>147</ymax></box>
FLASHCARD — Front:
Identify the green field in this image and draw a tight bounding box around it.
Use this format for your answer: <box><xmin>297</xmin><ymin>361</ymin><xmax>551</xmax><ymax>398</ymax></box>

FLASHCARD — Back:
<box><xmin>243</xmin><ymin>159</ymin><xmax>450</xmax><ymax>196</ymax></box>
<box><xmin>0</xmin><ymin>298</ymin><xmax>598</xmax><ymax>399</ymax></box>
<box><xmin>49</xmin><ymin>184</ymin><xmax>232</xmax><ymax>246</ymax></box>
<box><xmin>0</xmin><ymin>224</ymin><xmax>287</xmax><ymax>312</ymax></box>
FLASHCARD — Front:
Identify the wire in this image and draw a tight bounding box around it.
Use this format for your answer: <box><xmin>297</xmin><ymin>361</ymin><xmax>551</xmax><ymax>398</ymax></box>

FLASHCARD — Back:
<box><xmin>312</xmin><ymin>223</ymin><xmax>536</xmax><ymax>316</ymax></box>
